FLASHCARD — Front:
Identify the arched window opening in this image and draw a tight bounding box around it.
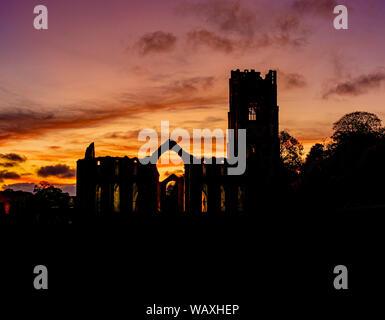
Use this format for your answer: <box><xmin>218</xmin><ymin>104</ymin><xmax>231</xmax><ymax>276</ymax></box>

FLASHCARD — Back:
<box><xmin>113</xmin><ymin>184</ymin><xmax>120</xmax><ymax>213</ymax></box>
<box><xmin>248</xmin><ymin>103</ymin><xmax>259</xmax><ymax>121</ymax></box>
<box><xmin>156</xmin><ymin>149</ymin><xmax>185</xmax><ymax>187</ymax></box>
<box><xmin>237</xmin><ymin>186</ymin><xmax>245</xmax><ymax>212</ymax></box>
<box><xmin>132</xmin><ymin>182</ymin><xmax>139</xmax><ymax>212</ymax></box>
<box><xmin>166</xmin><ymin>180</ymin><xmax>176</xmax><ymax>197</ymax></box>
<box><xmin>249</xmin><ymin>107</ymin><xmax>256</xmax><ymax>120</ymax></box>
<box><xmin>202</xmin><ymin>184</ymin><xmax>208</xmax><ymax>213</ymax></box>
<box><xmin>220</xmin><ymin>185</ymin><xmax>226</xmax><ymax>212</ymax></box>
<box><xmin>95</xmin><ymin>185</ymin><xmax>102</xmax><ymax>214</ymax></box>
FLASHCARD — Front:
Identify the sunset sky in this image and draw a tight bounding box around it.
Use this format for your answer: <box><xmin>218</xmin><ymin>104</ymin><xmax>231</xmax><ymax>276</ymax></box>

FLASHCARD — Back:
<box><xmin>1</xmin><ymin>0</ymin><xmax>384</xmax><ymax>195</ymax></box>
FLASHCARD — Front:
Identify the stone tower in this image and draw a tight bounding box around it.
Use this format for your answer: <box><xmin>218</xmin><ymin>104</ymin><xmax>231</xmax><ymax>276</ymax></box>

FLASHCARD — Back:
<box><xmin>228</xmin><ymin>69</ymin><xmax>279</xmax><ymax>183</ymax></box>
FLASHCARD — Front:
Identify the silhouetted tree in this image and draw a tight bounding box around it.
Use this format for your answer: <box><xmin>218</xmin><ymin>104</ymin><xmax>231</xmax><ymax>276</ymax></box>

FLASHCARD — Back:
<box><xmin>328</xmin><ymin>111</ymin><xmax>384</xmax><ymax>170</ymax></box>
<box><xmin>277</xmin><ymin>131</ymin><xmax>304</xmax><ymax>201</ymax></box>
<box><xmin>33</xmin><ymin>184</ymin><xmax>71</xmax><ymax>223</ymax></box>
<box><xmin>303</xmin><ymin>143</ymin><xmax>326</xmax><ymax>173</ymax></box>
<box><xmin>305</xmin><ymin>143</ymin><xmax>325</xmax><ymax>163</ymax></box>
<box><xmin>279</xmin><ymin>130</ymin><xmax>304</xmax><ymax>173</ymax></box>
<box><xmin>299</xmin><ymin>111</ymin><xmax>385</xmax><ymax>210</ymax></box>
<box><xmin>332</xmin><ymin>111</ymin><xmax>383</xmax><ymax>143</ymax></box>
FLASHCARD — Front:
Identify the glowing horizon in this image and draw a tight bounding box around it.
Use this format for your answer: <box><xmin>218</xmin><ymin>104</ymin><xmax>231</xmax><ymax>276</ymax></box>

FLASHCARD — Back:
<box><xmin>1</xmin><ymin>0</ymin><xmax>385</xmax><ymax>195</ymax></box>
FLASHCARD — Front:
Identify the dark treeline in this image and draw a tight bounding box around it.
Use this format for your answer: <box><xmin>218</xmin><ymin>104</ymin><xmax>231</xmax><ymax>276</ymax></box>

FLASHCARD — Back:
<box><xmin>0</xmin><ymin>184</ymin><xmax>75</xmax><ymax>224</ymax></box>
<box><xmin>280</xmin><ymin>111</ymin><xmax>385</xmax><ymax>212</ymax></box>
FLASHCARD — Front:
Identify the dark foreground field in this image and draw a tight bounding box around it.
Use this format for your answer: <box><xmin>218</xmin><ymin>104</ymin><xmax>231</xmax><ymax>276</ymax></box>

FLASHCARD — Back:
<box><xmin>1</xmin><ymin>208</ymin><xmax>384</xmax><ymax>317</ymax></box>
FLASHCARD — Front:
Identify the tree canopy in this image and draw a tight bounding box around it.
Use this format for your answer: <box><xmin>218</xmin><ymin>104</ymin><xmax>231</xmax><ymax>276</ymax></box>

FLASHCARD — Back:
<box><xmin>279</xmin><ymin>130</ymin><xmax>304</xmax><ymax>172</ymax></box>
<box><xmin>332</xmin><ymin>111</ymin><xmax>383</xmax><ymax>142</ymax></box>
<box><xmin>301</xmin><ymin>111</ymin><xmax>385</xmax><ymax>209</ymax></box>
<box><xmin>33</xmin><ymin>183</ymin><xmax>70</xmax><ymax>210</ymax></box>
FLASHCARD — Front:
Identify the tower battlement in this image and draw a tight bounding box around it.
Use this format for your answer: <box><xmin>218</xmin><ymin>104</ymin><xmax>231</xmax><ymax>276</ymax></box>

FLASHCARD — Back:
<box><xmin>230</xmin><ymin>69</ymin><xmax>276</xmax><ymax>86</ymax></box>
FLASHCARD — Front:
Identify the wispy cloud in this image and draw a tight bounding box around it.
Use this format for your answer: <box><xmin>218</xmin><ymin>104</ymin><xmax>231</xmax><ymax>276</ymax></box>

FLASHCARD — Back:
<box><xmin>291</xmin><ymin>0</ymin><xmax>338</xmax><ymax>17</ymax></box>
<box><xmin>37</xmin><ymin>164</ymin><xmax>76</xmax><ymax>179</ymax></box>
<box><xmin>0</xmin><ymin>152</ymin><xmax>27</xmax><ymax>168</ymax></box>
<box><xmin>280</xmin><ymin>71</ymin><xmax>307</xmax><ymax>89</ymax></box>
<box><xmin>0</xmin><ymin>170</ymin><xmax>20</xmax><ymax>182</ymax></box>
<box><xmin>186</xmin><ymin>29</ymin><xmax>235</xmax><ymax>53</ymax></box>
<box><xmin>161</xmin><ymin>76</ymin><xmax>215</xmax><ymax>95</ymax></box>
<box><xmin>0</xmin><ymin>153</ymin><xmax>27</xmax><ymax>162</ymax></box>
<box><xmin>178</xmin><ymin>0</ymin><xmax>311</xmax><ymax>50</ymax></box>
<box><xmin>323</xmin><ymin>71</ymin><xmax>385</xmax><ymax>98</ymax></box>
<box><xmin>0</xmin><ymin>106</ymin><xmax>123</xmax><ymax>143</ymax></box>
<box><xmin>178</xmin><ymin>0</ymin><xmax>259</xmax><ymax>37</ymax></box>
<box><xmin>0</xmin><ymin>82</ymin><xmax>222</xmax><ymax>144</ymax></box>
<box><xmin>0</xmin><ymin>163</ymin><xmax>16</xmax><ymax>168</ymax></box>
<box><xmin>135</xmin><ymin>31</ymin><xmax>177</xmax><ymax>55</ymax></box>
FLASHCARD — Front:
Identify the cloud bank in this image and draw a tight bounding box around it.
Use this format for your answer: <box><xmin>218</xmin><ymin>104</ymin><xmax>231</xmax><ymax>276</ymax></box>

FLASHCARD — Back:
<box><xmin>37</xmin><ymin>164</ymin><xmax>76</xmax><ymax>178</ymax></box>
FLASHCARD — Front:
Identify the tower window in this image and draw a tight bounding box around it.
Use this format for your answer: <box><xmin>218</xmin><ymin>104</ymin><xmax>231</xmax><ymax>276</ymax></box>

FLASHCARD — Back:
<box><xmin>248</xmin><ymin>104</ymin><xmax>258</xmax><ymax>120</ymax></box>
<box><xmin>249</xmin><ymin>107</ymin><xmax>256</xmax><ymax>120</ymax></box>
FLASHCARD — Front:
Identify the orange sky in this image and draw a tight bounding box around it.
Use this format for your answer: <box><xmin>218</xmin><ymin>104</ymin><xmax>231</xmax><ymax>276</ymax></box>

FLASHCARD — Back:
<box><xmin>1</xmin><ymin>0</ymin><xmax>385</xmax><ymax>195</ymax></box>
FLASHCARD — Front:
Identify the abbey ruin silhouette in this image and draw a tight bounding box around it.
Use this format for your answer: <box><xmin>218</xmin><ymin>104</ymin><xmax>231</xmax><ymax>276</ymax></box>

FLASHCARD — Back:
<box><xmin>76</xmin><ymin>70</ymin><xmax>280</xmax><ymax>215</ymax></box>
